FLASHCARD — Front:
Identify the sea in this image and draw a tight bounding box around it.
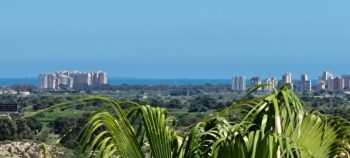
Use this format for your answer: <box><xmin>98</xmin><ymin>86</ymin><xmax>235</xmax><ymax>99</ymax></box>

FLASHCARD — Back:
<box><xmin>0</xmin><ymin>78</ymin><xmax>232</xmax><ymax>86</ymax></box>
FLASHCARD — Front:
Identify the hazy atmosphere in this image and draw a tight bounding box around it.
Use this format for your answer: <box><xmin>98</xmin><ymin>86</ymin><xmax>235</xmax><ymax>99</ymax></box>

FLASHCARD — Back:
<box><xmin>2</xmin><ymin>1</ymin><xmax>350</xmax><ymax>158</ymax></box>
<box><xmin>1</xmin><ymin>0</ymin><xmax>350</xmax><ymax>78</ymax></box>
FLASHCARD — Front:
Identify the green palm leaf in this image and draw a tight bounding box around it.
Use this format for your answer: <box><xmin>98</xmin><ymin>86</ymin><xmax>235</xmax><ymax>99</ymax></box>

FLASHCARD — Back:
<box><xmin>28</xmin><ymin>84</ymin><xmax>350</xmax><ymax>158</ymax></box>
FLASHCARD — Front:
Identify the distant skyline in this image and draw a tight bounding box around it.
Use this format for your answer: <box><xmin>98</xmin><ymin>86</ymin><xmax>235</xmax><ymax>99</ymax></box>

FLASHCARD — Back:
<box><xmin>1</xmin><ymin>1</ymin><xmax>350</xmax><ymax>79</ymax></box>
<box><xmin>0</xmin><ymin>70</ymin><xmax>347</xmax><ymax>81</ymax></box>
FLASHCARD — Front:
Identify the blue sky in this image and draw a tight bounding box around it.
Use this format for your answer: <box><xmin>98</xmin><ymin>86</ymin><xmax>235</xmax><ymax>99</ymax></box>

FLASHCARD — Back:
<box><xmin>0</xmin><ymin>0</ymin><xmax>350</xmax><ymax>79</ymax></box>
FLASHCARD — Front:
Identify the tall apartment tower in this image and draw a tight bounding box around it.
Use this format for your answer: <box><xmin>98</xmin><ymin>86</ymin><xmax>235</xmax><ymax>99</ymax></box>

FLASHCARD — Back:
<box><xmin>97</xmin><ymin>71</ymin><xmax>108</xmax><ymax>85</ymax></box>
<box><xmin>38</xmin><ymin>74</ymin><xmax>48</xmax><ymax>89</ymax></box>
<box><xmin>319</xmin><ymin>71</ymin><xmax>334</xmax><ymax>91</ymax></box>
<box><xmin>265</xmin><ymin>77</ymin><xmax>278</xmax><ymax>91</ymax></box>
<box><xmin>327</xmin><ymin>76</ymin><xmax>335</xmax><ymax>91</ymax></box>
<box><xmin>47</xmin><ymin>74</ymin><xmax>57</xmax><ymax>89</ymax></box>
<box><xmin>321</xmin><ymin>71</ymin><xmax>333</xmax><ymax>82</ymax></box>
<box><xmin>250</xmin><ymin>77</ymin><xmax>262</xmax><ymax>89</ymax></box>
<box><xmin>91</xmin><ymin>71</ymin><xmax>108</xmax><ymax>85</ymax></box>
<box><xmin>300</xmin><ymin>74</ymin><xmax>312</xmax><ymax>92</ymax></box>
<box><xmin>333</xmin><ymin>77</ymin><xmax>345</xmax><ymax>92</ymax></box>
<box><xmin>282</xmin><ymin>72</ymin><xmax>293</xmax><ymax>89</ymax></box>
<box><xmin>282</xmin><ymin>72</ymin><xmax>292</xmax><ymax>84</ymax></box>
<box><xmin>57</xmin><ymin>75</ymin><xmax>73</xmax><ymax>88</ymax></box>
<box><xmin>341</xmin><ymin>74</ymin><xmax>350</xmax><ymax>90</ymax></box>
<box><xmin>318</xmin><ymin>80</ymin><xmax>326</xmax><ymax>90</ymax></box>
<box><xmin>71</xmin><ymin>72</ymin><xmax>92</xmax><ymax>88</ymax></box>
<box><xmin>38</xmin><ymin>71</ymin><xmax>108</xmax><ymax>89</ymax></box>
<box><xmin>232</xmin><ymin>76</ymin><xmax>246</xmax><ymax>91</ymax></box>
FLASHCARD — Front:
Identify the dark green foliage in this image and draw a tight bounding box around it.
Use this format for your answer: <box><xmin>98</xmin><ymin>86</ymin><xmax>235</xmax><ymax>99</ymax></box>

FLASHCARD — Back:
<box><xmin>15</xmin><ymin>118</ymin><xmax>35</xmax><ymax>139</ymax></box>
<box><xmin>50</xmin><ymin>116</ymin><xmax>87</xmax><ymax>149</ymax></box>
<box><xmin>51</xmin><ymin>117</ymin><xmax>77</xmax><ymax>134</ymax></box>
<box><xmin>188</xmin><ymin>95</ymin><xmax>217</xmax><ymax>112</ymax></box>
<box><xmin>61</xmin><ymin>135</ymin><xmax>80</xmax><ymax>149</ymax></box>
<box><xmin>167</xmin><ymin>98</ymin><xmax>183</xmax><ymax>109</ymax></box>
<box><xmin>177</xmin><ymin>113</ymin><xmax>205</xmax><ymax>127</ymax></box>
<box><xmin>146</xmin><ymin>96</ymin><xmax>165</xmax><ymax>107</ymax></box>
<box><xmin>35</xmin><ymin>127</ymin><xmax>50</xmax><ymax>142</ymax></box>
<box><xmin>25</xmin><ymin>118</ymin><xmax>43</xmax><ymax>132</ymax></box>
<box><xmin>0</xmin><ymin>117</ymin><xmax>42</xmax><ymax>141</ymax></box>
<box><xmin>0</xmin><ymin>117</ymin><xmax>17</xmax><ymax>141</ymax></box>
<box><xmin>31</xmin><ymin>86</ymin><xmax>350</xmax><ymax>158</ymax></box>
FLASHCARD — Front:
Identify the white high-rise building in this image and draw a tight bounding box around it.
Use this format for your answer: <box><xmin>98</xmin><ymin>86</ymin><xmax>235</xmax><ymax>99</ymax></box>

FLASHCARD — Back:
<box><xmin>282</xmin><ymin>72</ymin><xmax>292</xmax><ymax>84</ymax></box>
<box><xmin>333</xmin><ymin>77</ymin><xmax>344</xmax><ymax>91</ymax></box>
<box><xmin>232</xmin><ymin>76</ymin><xmax>246</xmax><ymax>91</ymax></box>
<box><xmin>38</xmin><ymin>71</ymin><xmax>108</xmax><ymax>89</ymax></box>
<box><xmin>47</xmin><ymin>74</ymin><xmax>57</xmax><ymax>89</ymax></box>
<box><xmin>57</xmin><ymin>75</ymin><xmax>73</xmax><ymax>88</ymax></box>
<box><xmin>281</xmin><ymin>72</ymin><xmax>293</xmax><ymax>89</ymax></box>
<box><xmin>91</xmin><ymin>72</ymin><xmax>99</xmax><ymax>85</ymax></box>
<box><xmin>97</xmin><ymin>71</ymin><xmax>108</xmax><ymax>85</ymax></box>
<box><xmin>250</xmin><ymin>77</ymin><xmax>262</xmax><ymax>90</ymax></box>
<box><xmin>265</xmin><ymin>77</ymin><xmax>278</xmax><ymax>91</ymax></box>
<box><xmin>71</xmin><ymin>72</ymin><xmax>92</xmax><ymax>88</ymax></box>
<box><xmin>341</xmin><ymin>74</ymin><xmax>350</xmax><ymax>90</ymax></box>
<box><xmin>319</xmin><ymin>71</ymin><xmax>334</xmax><ymax>91</ymax></box>
<box><xmin>38</xmin><ymin>74</ymin><xmax>48</xmax><ymax>89</ymax></box>
<box><xmin>318</xmin><ymin>80</ymin><xmax>326</xmax><ymax>90</ymax></box>
<box><xmin>299</xmin><ymin>74</ymin><xmax>312</xmax><ymax>92</ymax></box>
<box><xmin>326</xmin><ymin>75</ymin><xmax>334</xmax><ymax>91</ymax></box>
<box><xmin>91</xmin><ymin>71</ymin><xmax>108</xmax><ymax>85</ymax></box>
<box><xmin>321</xmin><ymin>71</ymin><xmax>333</xmax><ymax>82</ymax></box>
<box><xmin>301</xmin><ymin>73</ymin><xmax>308</xmax><ymax>81</ymax></box>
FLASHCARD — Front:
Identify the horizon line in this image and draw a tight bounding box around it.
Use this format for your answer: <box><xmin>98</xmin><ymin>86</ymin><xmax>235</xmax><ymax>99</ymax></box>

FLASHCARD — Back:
<box><xmin>0</xmin><ymin>76</ymin><xmax>322</xmax><ymax>80</ymax></box>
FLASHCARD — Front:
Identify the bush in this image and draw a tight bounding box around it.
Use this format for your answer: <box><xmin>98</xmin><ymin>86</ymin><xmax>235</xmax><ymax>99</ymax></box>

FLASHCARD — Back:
<box><xmin>53</xmin><ymin>117</ymin><xmax>87</xmax><ymax>149</ymax></box>
<box><xmin>187</xmin><ymin>95</ymin><xmax>217</xmax><ymax>112</ymax></box>
<box><xmin>16</xmin><ymin>119</ymin><xmax>35</xmax><ymax>140</ymax></box>
<box><xmin>177</xmin><ymin>113</ymin><xmax>206</xmax><ymax>127</ymax></box>
<box><xmin>25</xmin><ymin>118</ymin><xmax>43</xmax><ymax>133</ymax></box>
<box><xmin>52</xmin><ymin>117</ymin><xmax>76</xmax><ymax>134</ymax></box>
<box><xmin>61</xmin><ymin>135</ymin><xmax>79</xmax><ymax>149</ymax></box>
<box><xmin>0</xmin><ymin>117</ymin><xmax>17</xmax><ymax>141</ymax></box>
<box><xmin>0</xmin><ymin>117</ymin><xmax>43</xmax><ymax>141</ymax></box>
<box><xmin>35</xmin><ymin>127</ymin><xmax>51</xmax><ymax>142</ymax></box>
<box><xmin>166</xmin><ymin>99</ymin><xmax>183</xmax><ymax>109</ymax></box>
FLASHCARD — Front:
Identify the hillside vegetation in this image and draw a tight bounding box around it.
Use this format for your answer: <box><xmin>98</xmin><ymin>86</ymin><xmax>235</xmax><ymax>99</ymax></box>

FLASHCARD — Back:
<box><xmin>31</xmin><ymin>85</ymin><xmax>350</xmax><ymax>158</ymax></box>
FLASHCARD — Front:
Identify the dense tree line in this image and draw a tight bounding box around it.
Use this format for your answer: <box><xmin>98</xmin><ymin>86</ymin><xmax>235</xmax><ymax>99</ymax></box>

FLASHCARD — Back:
<box><xmin>74</xmin><ymin>84</ymin><xmax>232</xmax><ymax>95</ymax></box>
<box><xmin>56</xmin><ymin>87</ymin><xmax>350</xmax><ymax>158</ymax></box>
<box><xmin>0</xmin><ymin>116</ymin><xmax>42</xmax><ymax>141</ymax></box>
<box><xmin>50</xmin><ymin>116</ymin><xmax>87</xmax><ymax>149</ymax></box>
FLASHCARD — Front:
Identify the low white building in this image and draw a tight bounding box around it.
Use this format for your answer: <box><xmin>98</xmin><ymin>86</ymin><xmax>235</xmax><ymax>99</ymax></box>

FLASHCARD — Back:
<box><xmin>19</xmin><ymin>91</ymin><xmax>30</xmax><ymax>97</ymax></box>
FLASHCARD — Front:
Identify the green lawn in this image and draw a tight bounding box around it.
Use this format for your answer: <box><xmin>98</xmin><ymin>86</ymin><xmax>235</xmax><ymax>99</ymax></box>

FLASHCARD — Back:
<box><xmin>34</xmin><ymin>109</ymin><xmax>86</xmax><ymax>125</ymax></box>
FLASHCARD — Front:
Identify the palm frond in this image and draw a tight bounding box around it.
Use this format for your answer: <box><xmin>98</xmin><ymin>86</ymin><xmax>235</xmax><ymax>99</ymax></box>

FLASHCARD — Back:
<box><xmin>28</xmin><ymin>85</ymin><xmax>350</xmax><ymax>158</ymax></box>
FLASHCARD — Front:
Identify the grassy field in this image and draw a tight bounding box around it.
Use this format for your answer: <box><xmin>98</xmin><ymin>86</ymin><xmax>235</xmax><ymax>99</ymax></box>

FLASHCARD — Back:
<box><xmin>32</xmin><ymin>109</ymin><xmax>86</xmax><ymax>126</ymax></box>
